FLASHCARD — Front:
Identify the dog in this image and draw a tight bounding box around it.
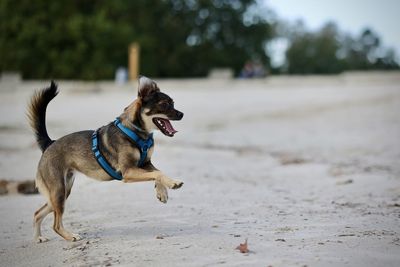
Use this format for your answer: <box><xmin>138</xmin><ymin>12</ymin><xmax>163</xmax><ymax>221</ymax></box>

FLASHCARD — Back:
<box><xmin>28</xmin><ymin>76</ymin><xmax>184</xmax><ymax>243</ymax></box>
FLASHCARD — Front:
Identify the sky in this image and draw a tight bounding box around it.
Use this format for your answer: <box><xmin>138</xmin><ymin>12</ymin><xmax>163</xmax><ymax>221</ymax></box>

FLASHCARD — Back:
<box><xmin>264</xmin><ymin>0</ymin><xmax>400</xmax><ymax>66</ymax></box>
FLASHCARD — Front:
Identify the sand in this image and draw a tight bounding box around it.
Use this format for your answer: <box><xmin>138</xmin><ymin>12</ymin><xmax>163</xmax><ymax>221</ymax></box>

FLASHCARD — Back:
<box><xmin>0</xmin><ymin>72</ymin><xmax>400</xmax><ymax>266</ymax></box>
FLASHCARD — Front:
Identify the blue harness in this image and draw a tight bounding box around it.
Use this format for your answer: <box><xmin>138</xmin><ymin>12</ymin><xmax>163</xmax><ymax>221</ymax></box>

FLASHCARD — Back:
<box><xmin>91</xmin><ymin>118</ymin><xmax>154</xmax><ymax>180</ymax></box>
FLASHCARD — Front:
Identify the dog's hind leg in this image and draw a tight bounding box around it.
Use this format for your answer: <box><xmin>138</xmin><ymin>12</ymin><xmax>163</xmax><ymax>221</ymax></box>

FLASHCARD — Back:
<box><xmin>65</xmin><ymin>169</ymin><xmax>75</xmax><ymax>199</ymax></box>
<box><xmin>33</xmin><ymin>203</ymin><xmax>53</xmax><ymax>243</ymax></box>
<box><xmin>33</xmin><ymin>176</ymin><xmax>54</xmax><ymax>243</ymax></box>
<box><xmin>50</xmin><ymin>184</ymin><xmax>82</xmax><ymax>242</ymax></box>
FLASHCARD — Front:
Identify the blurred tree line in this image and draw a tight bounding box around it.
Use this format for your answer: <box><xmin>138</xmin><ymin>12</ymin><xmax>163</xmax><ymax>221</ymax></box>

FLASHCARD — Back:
<box><xmin>283</xmin><ymin>22</ymin><xmax>399</xmax><ymax>74</ymax></box>
<box><xmin>0</xmin><ymin>0</ymin><xmax>398</xmax><ymax>79</ymax></box>
<box><xmin>0</xmin><ymin>0</ymin><xmax>271</xmax><ymax>79</ymax></box>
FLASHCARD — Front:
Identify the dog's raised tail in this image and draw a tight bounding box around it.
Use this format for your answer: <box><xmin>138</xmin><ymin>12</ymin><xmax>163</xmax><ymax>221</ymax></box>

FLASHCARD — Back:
<box><xmin>27</xmin><ymin>81</ymin><xmax>59</xmax><ymax>153</ymax></box>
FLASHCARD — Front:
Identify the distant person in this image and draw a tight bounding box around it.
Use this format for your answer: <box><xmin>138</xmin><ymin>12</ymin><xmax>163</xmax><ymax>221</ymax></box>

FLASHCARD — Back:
<box><xmin>115</xmin><ymin>67</ymin><xmax>128</xmax><ymax>85</ymax></box>
<box><xmin>239</xmin><ymin>60</ymin><xmax>266</xmax><ymax>78</ymax></box>
<box><xmin>252</xmin><ymin>61</ymin><xmax>267</xmax><ymax>78</ymax></box>
<box><xmin>239</xmin><ymin>61</ymin><xmax>255</xmax><ymax>78</ymax></box>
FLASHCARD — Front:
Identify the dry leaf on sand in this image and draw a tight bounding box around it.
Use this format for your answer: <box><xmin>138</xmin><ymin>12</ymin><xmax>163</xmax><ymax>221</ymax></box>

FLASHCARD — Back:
<box><xmin>236</xmin><ymin>238</ymin><xmax>249</xmax><ymax>253</ymax></box>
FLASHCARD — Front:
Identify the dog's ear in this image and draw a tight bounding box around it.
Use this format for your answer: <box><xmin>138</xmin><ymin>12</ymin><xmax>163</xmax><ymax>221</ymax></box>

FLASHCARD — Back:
<box><xmin>137</xmin><ymin>76</ymin><xmax>159</xmax><ymax>102</ymax></box>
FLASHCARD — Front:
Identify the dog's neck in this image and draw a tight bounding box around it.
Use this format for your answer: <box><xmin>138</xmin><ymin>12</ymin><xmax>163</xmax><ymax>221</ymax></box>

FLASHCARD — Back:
<box><xmin>119</xmin><ymin>99</ymin><xmax>152</xmax><ymax>140</ymax></box>
<box><xmin>120</xmin><ymin>115</ymin><xmax>151</xmax><ymax>140</ymax></box>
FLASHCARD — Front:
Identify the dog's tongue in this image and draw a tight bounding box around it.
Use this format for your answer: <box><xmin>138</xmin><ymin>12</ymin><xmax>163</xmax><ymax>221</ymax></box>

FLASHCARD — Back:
<box><xmin>164</xmin><ymin>119</ymin><xmax>177</xmax><ymax>134</ymax></box>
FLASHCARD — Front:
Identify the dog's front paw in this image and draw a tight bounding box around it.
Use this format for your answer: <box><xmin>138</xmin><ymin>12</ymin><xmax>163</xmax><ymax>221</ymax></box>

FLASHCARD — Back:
<box><xmin>171</xmin><ymin>181</ymin><xmax>184</xmax><ymax>190</ymax></box>
<box><xmin>159</xmin><ymin>176</ymin><xmax>184</xmax><ymax>190</ymax></box>
<box><xmin>35</xmin><ymin>236</ymin><xmax>49</xmax><ymax>243</ymax></box>
<box><xmin>155</xmin><ymin>183</ymin><xmax>168</xmax><ymax>203</ymax></box>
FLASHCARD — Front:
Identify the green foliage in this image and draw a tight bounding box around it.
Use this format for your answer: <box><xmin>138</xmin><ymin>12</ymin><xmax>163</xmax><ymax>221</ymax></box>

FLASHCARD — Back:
<box><xmin>286</xmin><ymin>23</ymin><xmax>344</xmax><ymax>74</ymax></box>
<box><xmin>285</xmin><ymin>22</ymin><xmax>399</xmax><ymax>74</ymax></box>
<box><xmin>1</xmin><ymin>1</ymin><xmax>398</xmax><ymax>79</ymax></box>
<box><xmin>341</xmin><ymin>29</ymin><xmax>399</xmax><ymax>70</ymax></box>
<box><xmin>0</xmin><ymin>0</ymin><xmax>273</xmax><ymax>79</ymax></box>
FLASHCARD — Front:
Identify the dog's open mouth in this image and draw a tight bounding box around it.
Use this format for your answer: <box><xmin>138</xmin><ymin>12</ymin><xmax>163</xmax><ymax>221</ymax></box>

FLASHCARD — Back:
<box><xmin>153</xmin><ymin>118</ymin><xmax>178</xmax><ymax>137</ymax></box>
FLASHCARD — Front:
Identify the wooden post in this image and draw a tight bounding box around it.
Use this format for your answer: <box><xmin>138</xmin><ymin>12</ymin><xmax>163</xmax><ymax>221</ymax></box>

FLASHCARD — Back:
<box><xmin>129</xmin><ymin>42</ymin><xmax>140</xmax><ymax>81</ymax></box>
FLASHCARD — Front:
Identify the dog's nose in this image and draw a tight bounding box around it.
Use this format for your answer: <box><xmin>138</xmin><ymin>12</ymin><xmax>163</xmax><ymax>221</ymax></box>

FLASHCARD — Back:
<box><xmin>177</xmin><ymin>111</ymin><xmax>184</xmax><ymax>119</ymax></box>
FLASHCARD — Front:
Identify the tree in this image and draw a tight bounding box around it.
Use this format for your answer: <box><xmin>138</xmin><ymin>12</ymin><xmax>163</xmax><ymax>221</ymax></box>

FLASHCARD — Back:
<box><xmin>343</xmin><ymin>28</ymin><xmax>398</xmax><ymax>71</ymax></box>
<box><xmin>0</xmin><ymin>0</ymin><xmax>274</xmax><ymax>79</ymax></box>
<box><xmin>285</xmin><ymin>22</ymin><xmax>344</xmax><ymax>74</ymax></box>
<box><xmin>284</xmin><ymin>23</ymin><xmax>398</xmax><ymax>74</ymax></box>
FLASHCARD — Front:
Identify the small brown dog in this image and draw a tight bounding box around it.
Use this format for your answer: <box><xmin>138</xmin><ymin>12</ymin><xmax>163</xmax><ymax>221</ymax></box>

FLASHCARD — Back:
<box><xmin>28</xmin><ymin>76</ymin><xmax>184</xmax><ymax>243</ymax></box>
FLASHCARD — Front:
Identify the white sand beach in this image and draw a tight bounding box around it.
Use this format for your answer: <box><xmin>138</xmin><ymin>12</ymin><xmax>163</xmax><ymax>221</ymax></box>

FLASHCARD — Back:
<box><xmin>0</xmin><ymin>72</ymin><xmax>400</xmax><ymax>266</ymax></box>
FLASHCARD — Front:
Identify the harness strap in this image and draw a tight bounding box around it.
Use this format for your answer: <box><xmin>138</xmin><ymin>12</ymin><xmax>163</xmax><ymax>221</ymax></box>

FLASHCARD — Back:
<box><xmin>91</xmin><ymin>119</ymin><xmax>154</xmax><ymax>180</ymax></box>
<box><xmin>91</xmin><ymin>130</ymin><xmax>123</xmax><ymax>180</ymax></box>
<box><xmin>114</xmin><ymin>118</ymin><xmax>153</xmax><ymax>167</ymax></box>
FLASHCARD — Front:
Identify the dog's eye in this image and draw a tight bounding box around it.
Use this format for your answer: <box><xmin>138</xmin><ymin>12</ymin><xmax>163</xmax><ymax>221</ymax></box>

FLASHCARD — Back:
<box><xmin>159</xmin><ymin>102</ymin><xmax>169</xmax><ymax>110</ymax></box>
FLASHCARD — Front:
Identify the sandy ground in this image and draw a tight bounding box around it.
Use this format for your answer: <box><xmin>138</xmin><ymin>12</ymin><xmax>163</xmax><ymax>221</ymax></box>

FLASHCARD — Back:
<box><xmin>0</xmin><ymin>72</ymin><xmax>400</xmax><ymax>267</ymax></box>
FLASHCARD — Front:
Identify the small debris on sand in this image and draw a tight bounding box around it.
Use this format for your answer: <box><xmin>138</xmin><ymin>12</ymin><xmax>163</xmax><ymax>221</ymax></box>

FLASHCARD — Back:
<box><xmin>236</xmin><ymin>239</ymin><xmax>249</xmax><ymax>253</ymax></box>
<box><xmin>156</xmin><ymin>234</ymin><xmax>169</xmax><ymax>239</ymax></box>
<box><xmin>336</xmin><ymin>179</ymin><xmax>353</xmax><ymax>185</ymax></box>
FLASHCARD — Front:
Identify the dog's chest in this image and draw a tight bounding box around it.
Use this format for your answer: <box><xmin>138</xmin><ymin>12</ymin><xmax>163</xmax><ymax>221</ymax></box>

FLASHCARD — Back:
<box><xmin>126</xmin><ymin>145</ymin><xmax>154</xmax><ymax>165</ymax></box>
<box><xmin>145</xmin><ymin>146</ymin><xmax>154</xmax><ymax>162</ymax></box>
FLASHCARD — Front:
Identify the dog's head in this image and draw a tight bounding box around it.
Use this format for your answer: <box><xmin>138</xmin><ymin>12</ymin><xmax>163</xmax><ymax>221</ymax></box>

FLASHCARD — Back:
<box><xmin>134</xmin><ymin>76</ymin><xmax>183</xmax><ymax>137</ymax></box>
